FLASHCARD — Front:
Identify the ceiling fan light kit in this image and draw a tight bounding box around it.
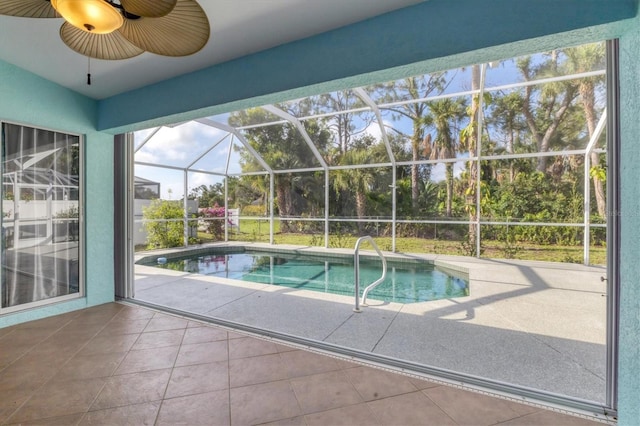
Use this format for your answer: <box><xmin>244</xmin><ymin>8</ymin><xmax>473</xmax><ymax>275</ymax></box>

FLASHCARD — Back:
<box><xmin>0</xmin><ymin>0</ymin><xmax>210</xmax><ymax>60</ymax></box>
<box><xmin>51</xmin><ymin>0</ymin><xmax>124</xmax><ymax>34</ymax></box>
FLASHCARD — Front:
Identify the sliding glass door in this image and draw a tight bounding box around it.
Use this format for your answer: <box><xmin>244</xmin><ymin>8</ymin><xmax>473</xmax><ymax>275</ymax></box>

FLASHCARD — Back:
<box><xmin>1</xmin><ymin>122</ymin><xmax>83</xmax><ymax>311</ymax></box>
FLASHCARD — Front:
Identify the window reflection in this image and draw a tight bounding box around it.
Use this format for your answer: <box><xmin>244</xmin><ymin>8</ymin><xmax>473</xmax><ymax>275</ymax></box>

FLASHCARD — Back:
<box><xmin>1</xmin><ymin>123</ymin><xmax>81</xmax><ymax>308</ymax></box>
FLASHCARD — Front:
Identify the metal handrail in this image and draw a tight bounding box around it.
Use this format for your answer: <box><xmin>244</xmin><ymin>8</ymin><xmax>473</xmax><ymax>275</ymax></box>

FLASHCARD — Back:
<box><xmin>353</xmin><ymin>236</ymin><xmax>387</xmax><ymax>313</ymax></box>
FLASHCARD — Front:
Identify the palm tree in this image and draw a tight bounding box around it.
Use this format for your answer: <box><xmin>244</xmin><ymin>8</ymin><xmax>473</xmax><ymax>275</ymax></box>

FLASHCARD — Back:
<box><xmin>461</xmin><ymin>64</ymin><xmax>482</xmax><ymax>247</ymax></box>
<box><xmin>382</xmin><ymin>74</ymin><xmax>448</xmax><ymax>211</ymax></box>
<box><xmin>333</xmin><ymin>149</ymin><xmax>377</xmax><ymax>233</ymax></box>
<box><xmin>423</xmin><ymin>98</ymin><xmax>466</xmax><ymax>217</ymax></box>
<box><xmin>564</xmin><ymin>43</ymin><xmax>607</xmax><ymax>217</ymax></box>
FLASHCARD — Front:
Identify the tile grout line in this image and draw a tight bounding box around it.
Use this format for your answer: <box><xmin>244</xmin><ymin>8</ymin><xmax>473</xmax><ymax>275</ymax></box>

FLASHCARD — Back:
<box><xmin>62</xmin><ymin>305</ymin><xmax>139</xmax><ymax>424</ymax></box>
<box><xmin>339</xmin><ymin>362</ymin><xmax>388</xmax><ymax>426</ymax></box>
<box><xmin>75</xmin><ymin>313</ymin><xmax>141</xmax><ymax>421</ymax></box>
<box><xmin>0</xmin><ymin>314</ymin><xmax>78</xmax><ymax>375</ymax></box>
<box><xmin>418</xmin><ymin>388</ymin><xmax>464</xmax><ymax>426</ymax></box>
<box><xmin>282</xmin><ymin>350</ymin><xmax>308</xmax><ymax>426</ymax></box>
<box><xmin>153</xmin><ymin>315</ymin><xmax>188</xmax><ymax>426</ymax></box>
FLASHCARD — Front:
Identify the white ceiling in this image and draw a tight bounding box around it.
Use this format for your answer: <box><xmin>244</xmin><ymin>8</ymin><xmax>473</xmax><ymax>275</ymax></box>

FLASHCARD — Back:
<box><xmin>0</xmin><ymin>0</ymin><xmax>424</xmax><ymax>100</ymax></box>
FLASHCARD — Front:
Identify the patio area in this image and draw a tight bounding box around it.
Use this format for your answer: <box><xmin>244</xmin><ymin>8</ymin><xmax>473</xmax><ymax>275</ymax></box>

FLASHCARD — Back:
<box><xmin>134</xmin><ymin>243</ymin><xmax>608</xmax><ymax>407</ymax></box>
<box><xmin>0</xmin><ymin>302</ymin><xmax>606</xmax><ymax>425</ymax></box>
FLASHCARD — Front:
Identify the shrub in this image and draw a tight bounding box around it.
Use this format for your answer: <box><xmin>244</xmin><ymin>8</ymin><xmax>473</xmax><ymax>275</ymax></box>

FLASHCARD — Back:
<box><xmin>142</xmin><ymin>199</ymin><xmax>185</xmax><ymax>249</ymax></box>
<box><xmin>200</xmin><ymin>204</ymin><xmax>231</xmax><ymax>240</ymax></box>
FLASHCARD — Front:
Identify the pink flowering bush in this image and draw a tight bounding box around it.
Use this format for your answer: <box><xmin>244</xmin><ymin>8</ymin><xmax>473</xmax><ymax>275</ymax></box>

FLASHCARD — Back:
<box><xmin>200</xmin><ymin>204</ymin><xmax>232</xmax><ymax>240</ymax></box>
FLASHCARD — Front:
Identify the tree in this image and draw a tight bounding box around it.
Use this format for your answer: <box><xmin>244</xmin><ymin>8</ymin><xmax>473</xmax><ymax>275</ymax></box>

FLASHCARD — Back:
<box><xmin>460</xmin><ymin>64</ymin><xmax>483</xmax><ymax>248</ymax></box>
<box><xmin>423</xmin><ymin>98</ymin><xmax>467</xmax><ymax>217</ymax></box>
<box><xmin>517</xmin><ymin>54</ymin><xmax>579</xmax><ymax>172</ymax></box>
<box><xmin>486</xmin><ymin>91</ymin><xmax>528</xmax><ymax>182</ymax></box>
<box><xmin>305</xmin><ymin>91</ymin><xmax>373</xmax><ymax>156</ymax></box>
<box><xmin>564</xmin><ymin>43</ymin><xmax>607</xmax><ymax>217</ymax></box>
<box><xmin>380</xmin><ymin>73</ymin><xmax>449</xmax><ymax>211</ymax></box>
<box><xmin>189</xmin><ymin>183</ymin><xmax>224</xmax><ymax>207</ymax></box>
<box><xmin>230</xmin><ymin>108</ymin><xmax>332</xmax><ymax>231</ymax></box>
<box><xmin>332</xmin><ymin>148</ymin><xmax>377</xmax><ymax>233</ymax></box>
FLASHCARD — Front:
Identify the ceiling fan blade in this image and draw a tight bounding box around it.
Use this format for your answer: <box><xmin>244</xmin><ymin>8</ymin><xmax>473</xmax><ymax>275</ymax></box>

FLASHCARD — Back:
<box><xmin>118</xmin><ymin>0</ymin><xmax>209</xmax><ymax>57</ymax></box>
<box><xmin>60</xmin><ymin>22</ymin><xmax>144</xmax><ymax>60</ymax></box>
<box><xmin>120</xmin><ymin>0</ymin><xmax>177</xmax><ymax>18</ymax></box>
<box><xmin>0</xmin><ymin>0</ymin><xmax>57</xmax><ymax>18</ymax></box>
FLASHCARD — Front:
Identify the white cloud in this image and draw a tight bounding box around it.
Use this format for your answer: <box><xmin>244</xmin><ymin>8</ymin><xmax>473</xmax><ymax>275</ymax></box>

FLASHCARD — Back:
<box><xmin>362</xmin><ymin>119</ymin><xmax>395</xmax><ymax>142</ymax></box>
<box><xmin>135</xmin><ymin>123</ymin><xmax>228</xmax><ymax>167</ymax></box>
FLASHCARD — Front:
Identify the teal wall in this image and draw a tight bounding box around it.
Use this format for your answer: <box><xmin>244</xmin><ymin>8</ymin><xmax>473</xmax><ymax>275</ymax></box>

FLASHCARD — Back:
<box><xmin>0</xmin><ymin>59</ymin><xmax>115</xmax><ymax>327</ymax></box>
<box><xmin>98</xmin><ymin>0</ymin><xmax>636</xmax><ymax>133</ymax></box>
<box><xmin>618</xmin><ymin>20</ymin><xmax>640</xmax><ymax>425</ymax></box>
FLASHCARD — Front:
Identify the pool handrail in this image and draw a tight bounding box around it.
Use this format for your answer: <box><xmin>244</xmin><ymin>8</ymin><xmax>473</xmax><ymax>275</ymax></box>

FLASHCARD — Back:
<box><xmin>353</xmin><ymin>236</ymin><xmax>387</xmax><ymax>313</ymax></box>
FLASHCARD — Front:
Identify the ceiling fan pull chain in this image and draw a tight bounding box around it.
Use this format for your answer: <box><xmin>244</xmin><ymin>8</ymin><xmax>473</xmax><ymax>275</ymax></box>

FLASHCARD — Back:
<box><xmin>87</xmin><ymin>57</ymin><xmax>91</xmax><ymax>85</ymax></box>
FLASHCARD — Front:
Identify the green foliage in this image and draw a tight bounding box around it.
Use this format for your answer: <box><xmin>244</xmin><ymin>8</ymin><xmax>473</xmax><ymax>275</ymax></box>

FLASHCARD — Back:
<box><xmin>142</xmin><ymin>199</ymin><xmax>186</xmax><ymax>249</ymax></box>
<box><xmin>309</xmin><ymin>234</ymin><xmax>324</xmax><ymax>247</ymax></box>
<box><xmin>590</xmin><ymin>164</ymin><xmax>607</xmax><ymax>183</ymax></box>
<box><xmin>500</xmin><ymin>228</ymin><xmax>523</xmax><ymax>259</ymax></box>
<box><xmin>561</xmin><ymin>254</ymin><xmax>582</xmax><ymax>264</ymax></box>
<box><xmin>242</xmin><ymin>205</ymin><xmax>266</xmax><ymax>216</ymax></box>
<box><xmin>458</xmin><ymin>235</ymin><xmax>484</xmax><ymax>257</ymax></box>
<box><xmin>329</xmin><ymin>223</ymin><xmax>352</xmax><ymax>248</ymax></box>
<box><xmin>189</xmin><ymin>183</ymin><xmax>225</xmax><ymax>207</ymax></box>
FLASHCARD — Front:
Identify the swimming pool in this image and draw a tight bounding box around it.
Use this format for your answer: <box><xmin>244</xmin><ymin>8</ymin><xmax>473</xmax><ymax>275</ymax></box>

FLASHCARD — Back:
<box><xmin>141</xmin><ymin>249</ymin><xmax>469</xmax><ymax>304</ymax></box>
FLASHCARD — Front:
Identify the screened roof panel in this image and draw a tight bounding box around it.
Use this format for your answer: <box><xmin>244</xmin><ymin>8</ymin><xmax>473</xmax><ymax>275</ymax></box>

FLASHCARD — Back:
<box><xmin>189</xmin><ymin>135</ymin><xmax>233</xmax><ymax>174</ymax></box>
<box><xmin>133</xmin><ymin>127</ymin><xmax>159</xmax><ymax>152</ymax></box>
<box><xmin>378</xmin><ymin>95</ymin><xmax>472</xmax><ymax>162</ymax></box>
<box><xmin>227</xmin><ymin>139</ymin><xmax>264</xmax><ymax>175</ymax></box>
<box><xmin>236</xmin><ymin>123</ymin><xmax>323</xmax><ymax>171</ymax></box>
<box><xmin>225</xmin><ymin>108</ymin><xmax>284</xmax><ymax>127</ymax></box>
<box><xmin>362</xmin><ymin>70</ymin><xmax>451</xmax><ymax>105</ymax></box>
<box><xmin>132</xmin><ymin>41</ymin><xmax>606</xmax><ymax>178</ymax></box>
<box><xmin>311</xmin><ymin>109</ymin><xmax>389</xmax><ymax>165</ymax></box>
<box><xmin>280</xmin><ymin>89</ymin><xmax>367</xmax><ymax>118</ymax></box>
<box><xmin>484</xmin><ymin>42</ymin><xmax>605</xmax><ymax>90</ymax></box>
<box><xmin>136</xmin><ymin>122</ymin><xmax>229</xmax><ymax>168</ymax></box>
<box><xmin>482</xmin><ymin>87</ymin><xmax>597</xmax><ymax>154</ymax></box>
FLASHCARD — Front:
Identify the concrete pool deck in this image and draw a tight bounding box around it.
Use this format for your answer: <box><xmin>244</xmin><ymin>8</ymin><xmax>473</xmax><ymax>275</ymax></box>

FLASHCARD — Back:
<box><xmin>133</xmin><ymin>242</ymin><xmax>608</xmax><ymax>405</ymax></box>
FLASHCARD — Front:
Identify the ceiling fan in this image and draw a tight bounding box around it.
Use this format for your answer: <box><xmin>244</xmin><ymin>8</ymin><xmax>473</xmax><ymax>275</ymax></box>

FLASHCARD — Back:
<box><xmin>0</xmin><ymin>0</ymin><xmax>210</xmax><ymax>60</ymax></box>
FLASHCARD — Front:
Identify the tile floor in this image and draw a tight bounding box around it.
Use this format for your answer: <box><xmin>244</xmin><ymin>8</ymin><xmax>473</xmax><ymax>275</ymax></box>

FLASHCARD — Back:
<box><xmin>0</xmin><ymin>302</ymin><xmax>606</xmax><ymax>425</ymax></box>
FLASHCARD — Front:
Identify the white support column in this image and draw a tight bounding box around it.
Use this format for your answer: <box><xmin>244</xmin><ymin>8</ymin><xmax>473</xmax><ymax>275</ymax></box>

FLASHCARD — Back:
<box><xmin>269</xmin><ymin>172</ymin><xmax>274</xmax><ymax>244</ymax></box>
<box><xmin>353</xmin><ymin>87</ymin><xmax>397</xmax><ymax>252</ymax></box>
<box><xmin>583</xmin><ymin>110</ymin><xmax>608</xmax><ymax>265</ymax></box>
<box><xmin>476</xmin><ymin>64</ymin><xmax>487</xmax><ymax>258</ymax></box>
<box><xmin>183</xmin><ymin>170</ymin><xmax>188</xmax><ymax>247</ymax></box>
<box><xmin>224</xmin><ymin>177</ymin><xmax>229</xmax><ymax>242</ymax></box>
<box><xmin>582</xmin><ymin>109</ymin><xmax>607</xmax><ymax>265</ymax></box>
<box><xmin>392</xmin><ymin>164</ymin><xmax>397</xmax><ymax>253</ymax></box>
<box><xmin>584</xmin><ymin>154</ymin><xmax>591</xmax><ymax>266</ymax></box>
<box><xmin>325</xmin><ymin>170</ymin><xmax>329</xmax><ymax>248</ymax></box>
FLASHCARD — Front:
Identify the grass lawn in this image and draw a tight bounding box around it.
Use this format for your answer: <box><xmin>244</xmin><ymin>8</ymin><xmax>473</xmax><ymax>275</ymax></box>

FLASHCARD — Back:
<box><xmin>193</xmin><ymin>218</ymin><xmax>606</xmax><ymax>266</ymax></box>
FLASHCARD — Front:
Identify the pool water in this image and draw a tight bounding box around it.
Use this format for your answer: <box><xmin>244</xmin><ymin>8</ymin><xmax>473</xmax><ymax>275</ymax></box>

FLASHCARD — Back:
<box><xmin>148</xmin><ymin>250</ymin><xmax>469</xmax><ymax>304</ymax></box>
